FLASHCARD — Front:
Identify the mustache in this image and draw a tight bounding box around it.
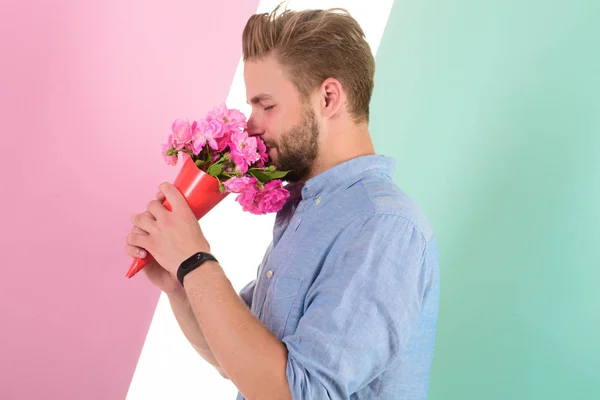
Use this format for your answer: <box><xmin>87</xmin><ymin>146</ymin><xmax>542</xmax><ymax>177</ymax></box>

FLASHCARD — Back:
<box><xmin>262</xmin><ymin>140</ymin><xmax>277</xmax><ymax>149</ymax></box>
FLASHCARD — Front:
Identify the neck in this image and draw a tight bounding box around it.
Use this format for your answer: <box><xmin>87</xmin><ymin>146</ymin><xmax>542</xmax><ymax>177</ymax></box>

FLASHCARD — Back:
<box><xmin>304</xmin><ymin>119</ymin><xmax>375</xmax><ymax>182</ymax></box>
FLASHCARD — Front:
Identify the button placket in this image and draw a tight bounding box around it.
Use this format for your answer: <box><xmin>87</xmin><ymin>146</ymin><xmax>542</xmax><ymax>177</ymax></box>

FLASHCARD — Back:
<box><xmin>258</xmin><ymin>268</ymin><xmax>276</xmax><ymax>320</ymax></box>
<box><xmin>254</xmin><ymin>244</ymin><xmax>274</xmax><ymax>319</ymax></box>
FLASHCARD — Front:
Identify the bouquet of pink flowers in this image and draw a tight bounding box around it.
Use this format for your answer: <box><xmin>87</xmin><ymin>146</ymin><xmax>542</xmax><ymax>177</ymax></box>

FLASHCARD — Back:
<box><xmin>161</xmin><ymin>104</ymin><xmax>291</xmax><ymax>215</ymax></box>
<box><xmin>125</xmin><ymin>104</ymin><xmax>292</xmax><ymax>279</ymax></box>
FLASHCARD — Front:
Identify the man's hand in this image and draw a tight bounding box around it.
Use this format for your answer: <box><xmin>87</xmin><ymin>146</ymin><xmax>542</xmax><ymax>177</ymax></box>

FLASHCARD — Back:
<box><xmin>127</xmin><ymin>182</ymin><xmax>211</xmax><ymax>276</ymax></box>
<box><xmin>125</xmin><ymin>190</ymin><xmax>180</xmax><ymax>294</ymax></box>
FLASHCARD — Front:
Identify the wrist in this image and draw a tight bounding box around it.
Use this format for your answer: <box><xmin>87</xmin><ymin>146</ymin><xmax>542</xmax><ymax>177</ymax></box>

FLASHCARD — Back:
<box><xmin>165</xmin><ymin>285</ymin><xmax>187</xmax><ymax>303</ymax></box>
<box><xmin>185</xmin><ymin>260</ymin><xmax>222</xmax><ymax>281</ymax></box>
<box><xmin>182</xmin><ymin>260</ymin><xmax>227</xmax><ymax>301</ymax></box>
<box><xmin>177</xmin><ymin>251</ymin><xmax>219</xmax><ymax>287</ymax></box>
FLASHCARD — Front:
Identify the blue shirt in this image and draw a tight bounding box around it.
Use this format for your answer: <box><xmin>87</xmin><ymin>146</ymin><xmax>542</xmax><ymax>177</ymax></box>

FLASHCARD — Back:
<box><xmin>236</xmin><ymin>154</ymin><xmax>440</xmax><ymax>400</ymax></box>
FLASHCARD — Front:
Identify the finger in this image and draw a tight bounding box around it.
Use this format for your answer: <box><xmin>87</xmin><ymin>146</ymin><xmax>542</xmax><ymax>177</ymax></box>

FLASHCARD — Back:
<box><xmin>156</xmin><ymin>191</ymin><xmax>166</xmax><ymax>202</ymax></box>
<box><xmin>146</xmin><ymin>199</ymin><xmax>167</xmax><ymax>220</ymax></box>
<box><xmin>126</xmin><ymin>241</ymin><xmax>147</xmax><ymax>259</ymax></box>
<box><xmin>130</xmin><ymin>226</ymin><xmax>148</xmax><ymax>235</ymax></box>
<box><xmin>131</xmin><ymin>211</ymin><xmax>156</xmax><ymax>233</ymax></box>
<box><xmin>127</xmin><ymin>232</ymin><xmax>152</xmax><ymax>253</ymax></box>
<box><xmin>125</xmin><ymin>227</ymin><xmax>149</xmax><ymax>257</ymax></box>
<box><xmin>158</xmin><ymin>182</ymin><xmax>189</xmax><ymax>213</ymax></box>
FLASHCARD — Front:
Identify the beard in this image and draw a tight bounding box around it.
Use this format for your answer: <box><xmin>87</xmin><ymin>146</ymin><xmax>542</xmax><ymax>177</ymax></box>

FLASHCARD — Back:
<box><xmin>268</xmin><ymin>105</ymin><xmax>320</xmax><ymax>183</ymax></box>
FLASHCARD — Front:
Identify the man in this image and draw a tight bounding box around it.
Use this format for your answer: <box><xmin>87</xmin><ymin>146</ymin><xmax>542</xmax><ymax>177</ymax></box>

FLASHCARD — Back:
<box><xmin>126</xmin><ymin>6</ymin><xmax>440</xmax><ymax>400</ymax></box>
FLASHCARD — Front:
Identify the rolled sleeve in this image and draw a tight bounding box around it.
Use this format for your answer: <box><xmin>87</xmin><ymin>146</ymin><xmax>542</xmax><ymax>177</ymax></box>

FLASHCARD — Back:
<box><xmin>282</xmin><ymin>215</ymin><xmax>430</xmax><ymax>399</ymax></box>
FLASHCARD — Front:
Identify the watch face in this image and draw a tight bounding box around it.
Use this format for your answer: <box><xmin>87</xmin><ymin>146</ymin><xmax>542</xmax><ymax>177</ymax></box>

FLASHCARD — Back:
<box><xmin>183</xmin><ymin>252</ymin><xmax>216</xmax><ymax>270</ymax></box>
<box><xmin>183</xmin><ymin>253</ymin><xmax>202</xmax><ymax>270</ymax></box>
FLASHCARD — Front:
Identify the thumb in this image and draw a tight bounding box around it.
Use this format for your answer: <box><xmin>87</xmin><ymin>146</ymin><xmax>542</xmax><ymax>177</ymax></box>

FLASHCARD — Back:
<box><xmin>158</xmin><ymin>182</ymin><xmax>188</xmax><ymax>212</ymax></box>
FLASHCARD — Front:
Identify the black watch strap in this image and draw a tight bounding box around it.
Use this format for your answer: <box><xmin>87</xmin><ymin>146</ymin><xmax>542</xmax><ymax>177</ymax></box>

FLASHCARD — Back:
<box><xmin>177</xmin><ymin>252</ymin><xmax>218</xmax><ymax>286</ymax></box>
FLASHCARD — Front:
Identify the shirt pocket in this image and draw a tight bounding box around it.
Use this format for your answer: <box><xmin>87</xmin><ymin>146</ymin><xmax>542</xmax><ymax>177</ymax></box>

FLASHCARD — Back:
<box><xmin>263</xmin><ymin>275</ymin><xmax>305</xmax><ymax>339</ymax></box>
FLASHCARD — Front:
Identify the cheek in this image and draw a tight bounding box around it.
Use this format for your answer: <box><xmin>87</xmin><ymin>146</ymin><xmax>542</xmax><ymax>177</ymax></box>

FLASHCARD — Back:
<box><xmin>262</xmin><ymin>114</ymin><xmax>281</xmax><ymax>141</ymax></box>
<box><xmin>264</xmin><ymin>109</ymin><xmax>279</xmax><ymax>129</ymax></box>
<box><xmin>271</xmin><ymin>107</ymin><xmax>296</xmax><ymax>133</ymax></box>
<box><xmin>250</xmin><ymin>108</ymin><xmax>276</xmax><ymax>130</ymax></box>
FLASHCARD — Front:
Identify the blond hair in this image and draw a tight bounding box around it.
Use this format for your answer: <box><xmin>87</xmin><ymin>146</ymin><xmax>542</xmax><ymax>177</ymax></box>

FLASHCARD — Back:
<box><xmin>242</xmin><ymin>4</ymin><xmax>375</xmax><ymax>123</ymax></box>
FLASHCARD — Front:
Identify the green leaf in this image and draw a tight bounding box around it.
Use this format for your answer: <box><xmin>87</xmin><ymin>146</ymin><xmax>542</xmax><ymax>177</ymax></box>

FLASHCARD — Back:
<box><xmin>207</xmin><ymin>163</ymin><xmax>223</xmax><ymax>177</ymax></box>
<box><xmin>218</xmin><ymin>180</ymin><xmax>226</xmax><ymax>193</ymax></box>
<box><xmin>269</xmin><ymin>170</ymin><xmax>291</xmax><ymax>179</ymax></box>
<box><xmin>195</xmin><ymin>159</ymin><xmax>206</xmax><ymax>169</ymax></box>
<box><xmin>248</xmin><ymin>169</ymin><xmax>270</xmax><ymax>183</ymax></box>
<box><xmin>248</xmin><ymin>168</ymin><xmax>292</xmax><ymax>182</ymax></box>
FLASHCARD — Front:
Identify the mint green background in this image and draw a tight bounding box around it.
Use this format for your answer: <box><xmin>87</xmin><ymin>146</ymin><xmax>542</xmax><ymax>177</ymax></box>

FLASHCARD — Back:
<box><xmin>369</xmin><ymin>1</ymin><xmax>599</xmax><ymax>398</ymax></box>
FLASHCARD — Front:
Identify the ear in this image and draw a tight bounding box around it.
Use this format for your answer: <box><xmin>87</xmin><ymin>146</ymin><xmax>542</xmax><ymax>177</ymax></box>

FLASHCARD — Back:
<box><xmin>318</xmin><ymin>78</ymin><xmax>344</xmax><ymax>118</ymax></box>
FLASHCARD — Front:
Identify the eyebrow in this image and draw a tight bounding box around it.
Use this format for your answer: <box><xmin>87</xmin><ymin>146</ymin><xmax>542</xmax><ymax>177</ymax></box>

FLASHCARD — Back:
<box><xmin>248</xmin><ymin>93</ymin><xmax>274</xmax><ymax>104</ymax></box>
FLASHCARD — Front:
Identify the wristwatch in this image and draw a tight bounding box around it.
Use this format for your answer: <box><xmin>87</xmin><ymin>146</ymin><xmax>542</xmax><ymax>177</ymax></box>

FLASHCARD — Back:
<box><xmin>177</xmin><ymin>251</ymin><xmax>218</xmax><ymax>286</ymax></box>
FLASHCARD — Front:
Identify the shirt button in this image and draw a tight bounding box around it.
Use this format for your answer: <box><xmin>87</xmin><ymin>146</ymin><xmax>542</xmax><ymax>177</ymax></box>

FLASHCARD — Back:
<box><xmin>315</xmin><ymin>197</ymin><xmax>321</xmax><ymax>205</ymax></box>
<box><xmin>265</xmin><ymin>270</ymin><xmax>273</xmax><ymax>278</ymax></box>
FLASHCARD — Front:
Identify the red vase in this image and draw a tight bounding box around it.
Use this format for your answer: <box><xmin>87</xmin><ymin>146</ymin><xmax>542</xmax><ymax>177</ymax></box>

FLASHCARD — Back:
<box><xmin>126</xmin><ymin>155</ymin><xmax>229</xmax><ymax>278</ymax></box>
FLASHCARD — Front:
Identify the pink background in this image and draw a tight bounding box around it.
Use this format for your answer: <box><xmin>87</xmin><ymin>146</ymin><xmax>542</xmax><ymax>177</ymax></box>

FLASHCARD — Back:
<box><xmin>0</xmin><ymin>0</ymin><xmax>258</xmax><ymax>398</ymax></box>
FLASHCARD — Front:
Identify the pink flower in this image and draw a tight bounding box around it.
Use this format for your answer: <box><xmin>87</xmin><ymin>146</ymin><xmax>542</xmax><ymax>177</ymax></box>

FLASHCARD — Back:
<box><xmin>224</xmin><ymin>176</ymin><xmax>257</xmax><ymax>193</ymax></box>
<box><xmin>215</xmin><ymin>135</ymin><xmax>231</xmax><ymax>153</ymax></box>
<box><xmin>256</xmin><ymin>137</ymin><xmax>269</xmax><ymax>168</ymax></box>
<box><xmin>207</xmin><ymin>103</ymin><xmax>247</xmax><ymax>133</ymax></box>
<box><xmin>191</xmin><ymin>138</ymin><xmax>205</xmax><ymax>155</ymax></box>
<box><xmin>230</xmin><ymin>130</ymin><xmax>260</xmax><ymax>173</ymax></box>
<box><xmin>161</xmin><ymin>143</ymin><xmax>178</xmax><ymax>166</ymax></box>
<box><xmin>192</xmin><ymin>118</ymin><xmax>225</xmax><ymax>153</ymax></box>
<box><xmin>233</xmin><ymin>179</ymin><xmax>289</xmax><ymax>215</ymax></box>
<box><xmin>235</xmin><ymin>187</ymin><xmax>261</xmax><ymax>214</ymax></box>
<box><xmin>171</xmin><ymin>119</ymin><xmax>193</xmax><ymax>149</ymax></box>
<box><xmin>255</xmin><ymin>180</ymin><xmax>289</xmax><ymax>213</ymax></box>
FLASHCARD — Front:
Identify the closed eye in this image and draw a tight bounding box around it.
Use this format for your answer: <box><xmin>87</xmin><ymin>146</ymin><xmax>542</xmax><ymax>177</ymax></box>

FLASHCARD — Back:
<box><xmin>264</xmin><ymin>105</ymin><xmax>275</xmax><ymax>111</ymax></box>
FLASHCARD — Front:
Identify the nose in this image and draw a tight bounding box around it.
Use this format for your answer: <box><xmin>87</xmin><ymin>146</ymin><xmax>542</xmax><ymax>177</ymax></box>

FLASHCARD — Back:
<box><xmin>246</xmin><ymin>114</ymin><xmax>264</xmax><ymax>137</ymax></box>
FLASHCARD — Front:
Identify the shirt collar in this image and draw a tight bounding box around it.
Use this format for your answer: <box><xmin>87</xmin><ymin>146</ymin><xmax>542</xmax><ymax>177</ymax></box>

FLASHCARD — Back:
<box><xmin>299</xmin><ymin>154</ymin><xmax>396</xmax><ymax>200</ymax></box>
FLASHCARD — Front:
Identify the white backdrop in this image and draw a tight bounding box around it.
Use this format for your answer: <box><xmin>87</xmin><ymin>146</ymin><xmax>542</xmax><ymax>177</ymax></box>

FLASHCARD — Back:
<box><xmin>126</xmin><ymin>1</ymin><xmax>394</xmax><ymax>398</ymax></box>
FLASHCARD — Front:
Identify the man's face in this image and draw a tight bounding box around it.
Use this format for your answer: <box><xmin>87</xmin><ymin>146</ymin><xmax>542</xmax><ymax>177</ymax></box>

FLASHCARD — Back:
<box><xmin>244</xmin><ymin>55</ymin><xmax>319</xmax><ymax>182</ymax></box>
